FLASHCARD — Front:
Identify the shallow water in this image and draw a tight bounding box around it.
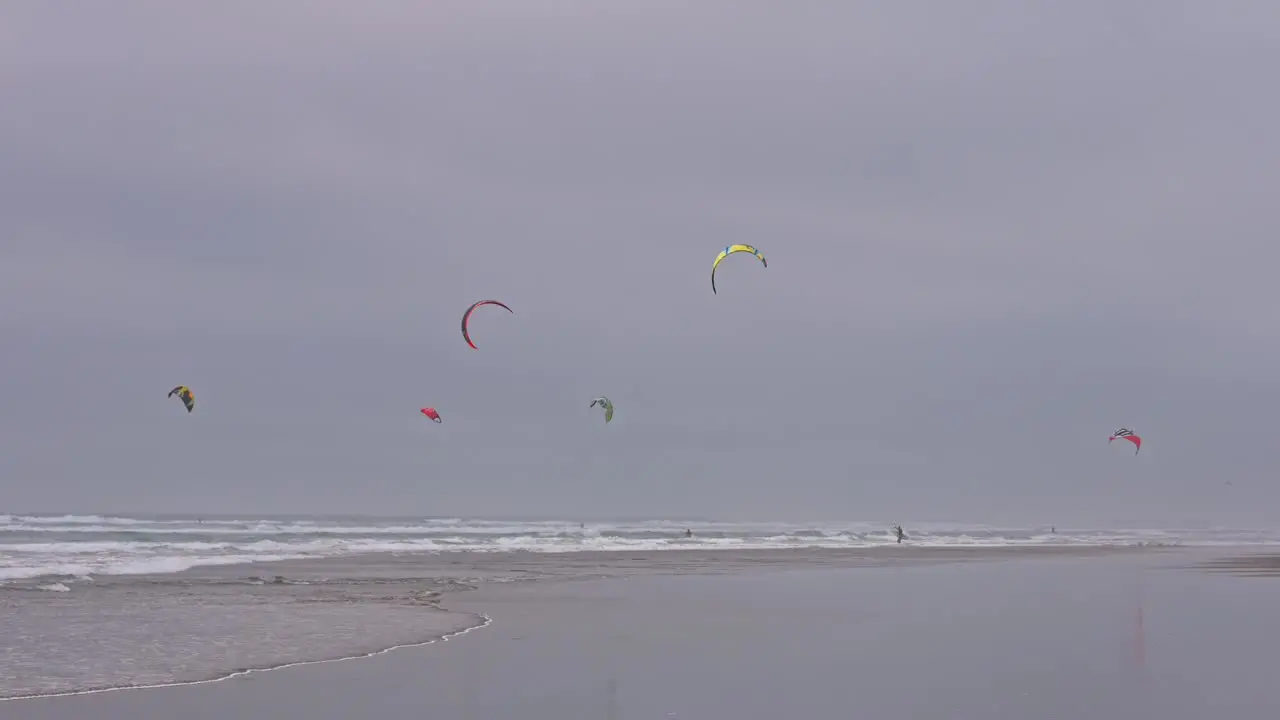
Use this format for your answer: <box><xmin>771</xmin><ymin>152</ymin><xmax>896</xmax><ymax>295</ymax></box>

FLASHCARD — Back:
<box><xmin>8</xmin><ymin>547</ymin><xmax>1280</xmax><ymax>718</ymax></box>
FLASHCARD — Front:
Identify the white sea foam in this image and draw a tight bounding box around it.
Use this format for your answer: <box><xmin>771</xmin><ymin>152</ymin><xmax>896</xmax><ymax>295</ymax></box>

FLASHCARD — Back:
<box><xmin>2</xmin><ymin>514</ymin><xmax>1278</xmax><ymax>582</ymax></box>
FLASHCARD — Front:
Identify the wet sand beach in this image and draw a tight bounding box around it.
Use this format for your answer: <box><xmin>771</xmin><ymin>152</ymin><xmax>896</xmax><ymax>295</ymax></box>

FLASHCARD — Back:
<box><xmin>4</xmin><ymin>545</ymin><xmax>1280</xmax><ymax>718</ymax></box>
<box><xmin>1195</xmin><ymin>552</ymin><xmax>1280</xmax><ymax>577</ymax></box>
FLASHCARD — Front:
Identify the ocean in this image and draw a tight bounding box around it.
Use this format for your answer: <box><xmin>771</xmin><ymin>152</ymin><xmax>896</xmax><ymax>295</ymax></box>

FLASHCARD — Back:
<box><xmin>3</xmin><ymin>513</ymin><xmax>1276</xmax><ymax>585</ymax></box>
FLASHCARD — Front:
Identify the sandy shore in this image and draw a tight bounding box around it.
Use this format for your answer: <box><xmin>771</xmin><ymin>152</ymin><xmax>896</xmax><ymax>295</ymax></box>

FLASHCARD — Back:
<box><xmin>6</xmin><ymin>545</ymin><xmax>1280</xmax><ymax>718</ymax></box>
<box><xmin>4</xmin><ymin>544</ymin><xmax>1271</xmax><ymax>718</ymax></box>
<box><xmin>1194</xmin><ymin>553</ymin><xmax>1280</xmax><ymax>576</ymax></box>
<box><xmin>1</xmin><ymin>544</ymin><xmax>1170</xmax><ymax>702</ymax></box>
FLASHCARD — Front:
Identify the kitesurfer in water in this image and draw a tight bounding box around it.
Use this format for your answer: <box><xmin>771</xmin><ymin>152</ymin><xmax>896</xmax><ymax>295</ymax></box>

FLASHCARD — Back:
<box><xmin>685</xmin><ymin>528</ymin><xmax>693</xmax><ymax>538</ymax></box>
<box><xmin>892</xmin><ymin>525</ymin><xmax>906</xmax><ymax>544</ymax></box>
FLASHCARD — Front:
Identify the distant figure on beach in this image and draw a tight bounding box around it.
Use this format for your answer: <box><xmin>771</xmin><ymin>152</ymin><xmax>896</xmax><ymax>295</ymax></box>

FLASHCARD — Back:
<box><xmin>1051</xmin><ymin>526</ymin><xmax>1056</xmax><ymax>534</ymax></box>
<box><xmin>892</xmin><ymin>525</ymin><xmax>906</xmax><ymax>544</ymax></box>
<box><xmin>685</xmin><ymin>528</ymin><xmax>693</xmax><ymax>538</ymax></box>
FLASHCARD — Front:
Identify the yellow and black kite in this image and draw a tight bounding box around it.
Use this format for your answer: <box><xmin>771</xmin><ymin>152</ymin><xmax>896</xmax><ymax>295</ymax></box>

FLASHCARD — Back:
<box><xmin>168</xmin><ymin>385</ymin><xmax>195</xmax><ymax>413</ymax></box>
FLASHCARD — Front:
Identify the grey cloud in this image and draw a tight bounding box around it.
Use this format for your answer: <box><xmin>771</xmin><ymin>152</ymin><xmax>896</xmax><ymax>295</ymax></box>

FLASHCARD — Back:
<box><xmin>3</xmin><ymin>1</ymin><xmax>1280</xmax><ymax>525</ymax></box>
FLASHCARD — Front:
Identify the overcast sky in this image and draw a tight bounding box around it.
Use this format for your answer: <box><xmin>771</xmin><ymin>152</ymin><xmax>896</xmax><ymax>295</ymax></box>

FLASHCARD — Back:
<box><xmin>3</xmin><ymin>1</ymin><xmax>1279</xmax><ymax>525</ymax></box>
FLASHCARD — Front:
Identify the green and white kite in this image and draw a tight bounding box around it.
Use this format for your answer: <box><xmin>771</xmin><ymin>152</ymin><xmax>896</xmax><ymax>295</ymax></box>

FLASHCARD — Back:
<box><xmin>589</xmin><ymin>396</ymin><xmax>614</xmax><ymax>423</ymax></box>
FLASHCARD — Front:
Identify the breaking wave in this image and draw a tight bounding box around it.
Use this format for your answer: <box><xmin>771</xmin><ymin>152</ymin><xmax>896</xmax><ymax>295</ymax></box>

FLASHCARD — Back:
<box><xmin>3</xmin><ymin>514</ymin><xmax>1277</xmax><ymax>582</ymax></box>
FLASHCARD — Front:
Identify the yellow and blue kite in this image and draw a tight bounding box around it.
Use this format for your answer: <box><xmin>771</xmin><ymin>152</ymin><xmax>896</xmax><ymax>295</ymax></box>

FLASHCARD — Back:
<box><xmin>711</xmin><ymin>244</ymin><xmax>767</xmax><ymax>294</ymax></box>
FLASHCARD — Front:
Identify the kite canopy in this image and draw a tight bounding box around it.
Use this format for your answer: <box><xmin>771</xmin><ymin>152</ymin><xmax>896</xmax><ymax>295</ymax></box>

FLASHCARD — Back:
<box><xmin>420</xmin><ymin>407</ymin><xmax>442</xmax><ymax>423</ymax></box>
<box><xmin>460</xmin><ymin>300</ymin><xmax>514</xmax><ymax>349</ymax></box>
<box><xmin>167</xmin><ymin>385</ymin><xmax>194</xmax><ymax>413</ymax></box>
<box><xmin>590</xmin><ymin>396</ymin><xmax>614</xmax><ymax>423</ymax></box>
<box><xmin>711</xmin><ymin>244</ymin><xmax>767</xmax><ymax>294</ymax></box>
<box><xmin>1109</xmin><ymin>427</ymin><xmax>1141</xmax><ymax>454</ymax></box>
